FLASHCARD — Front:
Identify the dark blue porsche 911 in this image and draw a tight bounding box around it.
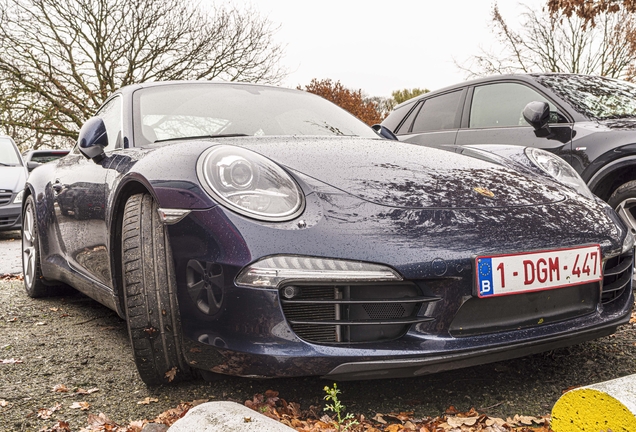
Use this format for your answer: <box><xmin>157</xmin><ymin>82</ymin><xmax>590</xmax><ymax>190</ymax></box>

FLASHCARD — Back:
<box><xmin>22</xmin><ymin>82</ymin><xmax>634</xmax><ymax>385</ymax></box>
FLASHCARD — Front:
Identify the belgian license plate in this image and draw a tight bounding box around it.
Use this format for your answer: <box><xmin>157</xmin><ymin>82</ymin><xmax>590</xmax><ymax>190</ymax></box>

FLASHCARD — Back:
<box><xmin>475</xmin><ymin>245</ymin><xmax>602</xmax><ymax>298</ymax></box>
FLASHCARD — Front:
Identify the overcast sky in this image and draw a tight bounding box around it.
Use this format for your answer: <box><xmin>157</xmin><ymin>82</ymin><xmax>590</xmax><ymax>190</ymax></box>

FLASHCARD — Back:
<box><xmin>217</xmin><ymin>0</ymin><xmax>544</xmax><ymax>97</ymax></box>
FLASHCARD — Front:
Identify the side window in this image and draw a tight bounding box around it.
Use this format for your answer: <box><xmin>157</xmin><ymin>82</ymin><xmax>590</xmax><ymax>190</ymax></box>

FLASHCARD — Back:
<box><xmin>385</xmin><ymin>101</ymin><xmax>416</xmax><ymax>134</ymax></box>
<box><xmin>469</xmin><ymin>83</ymin><xmax>566</xmax><ymax>128</ymax></box>
<box><xmin>395</xmin><ymin>102</ymin><xmax>422</xmax><ymax>135</ymax></box>
<box><xmin>409</xmin><ymin>90</ymin><xmax>463</xmax><ymax>134</ymax></box>
<box><xmin>96</xmin><ymin>96</ymin><xmax>122</xmax><ymax>151</ymax></box>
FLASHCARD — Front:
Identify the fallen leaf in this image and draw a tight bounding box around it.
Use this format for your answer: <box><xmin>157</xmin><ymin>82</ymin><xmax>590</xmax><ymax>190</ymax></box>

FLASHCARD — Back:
<box><xmin>404</xmin><ymin>420</ymin><xmax>417</xmax><ymax>430</ymax></box>
<box><xmin>1</xmin><ymin>358</ymin><xmax>23</xmax><ymax>364</ymax></box>
<box><xmin>44</xmin><ymin>420</ymin><xmax>71</xmax><ymax>432</ymax></box>
<box><xmin>447</xmin><ymin>416</ymin><xmax>479</xmax><ymax>427</ymax></box>
<box><xmin>52</xmin><ymin>384</ymin><xmax>70</xmax><ymax>393</ymax></box>
<box><xmin>373</xmin><ymin>413</ymin><xmax>387</xmax><ymax>424</ymax></box>
<box><xmin>0</xmin><ymin>399</ymin><xmax>8</xmax><ymax>407</ymax></box>
<box><xmin>244</xmin><ymin>417</ymin><xmax>252</xmax><ymax>422</ymax></box>
<box><xmin>191</xmin><ymin>399</ymin><xmax>208</xmax><ymax>406</ymax></box>
<box><xmin>38</xmin><ymin>408</ymin><xmax>53</xmax><ymax>419</ymax></box>
<box><xmin>87</xmin><ymin>412</ymin><xmax>119</xmax><ymax>428</ymax></box>
<box><xmin>6</xmin><ymin>317</ymin><xmax>17</xmax><ymax>322</ymax></box>
<box><xmin>485</xmin><ymin>417</ymin><xmax>507</xmax><ymax>427</ymax></box>
<box><xmin>50</xmin><ymin>307</ymin><xmax>59</xmax><ymax>312</ymax></box>
<box><xmin>35</xmin><ymin>321</ymin><xmax>46</xmax><ymax>326</ymax></box>
<box><xmin>75</xmin><ymin>387</ymin><xmax>99</xmax><ymax>395</ymax></box>
<box><xmin>152</xmin><ymin>402</ymin><xmax>192</xmax><ymax>426</ymax></box>
<box><xmin>385</xmin><ymin>425</ymin><xmax>402</xmax><ymax>432</ymax></box>
<box><xmin>70</xmin><ymin>401</ymin><xmax>90</xmax><ymax>410</ymax></box>
<box><xmin>165</xmin><ymin>366</ymin><xmax>177</xmax><ymax>382</ymax></box>
<box><xmin>137</xmin><ymin>397</ymin><xmax>159</xmax><ymax>405</ymax></box>
<box><xmin>37</xmin><ymin>403</ymin><xmax>61</xmax><ymax>419</ymax></box>
<box><xmin>127</xmin><ymin>420</ymin><xmax>146</xmax><ymax>432</ymax></box>
<box><xmin>445</xmin><ymin>405</ymin><xmax>459</xmax><ymax>415</ymax></box>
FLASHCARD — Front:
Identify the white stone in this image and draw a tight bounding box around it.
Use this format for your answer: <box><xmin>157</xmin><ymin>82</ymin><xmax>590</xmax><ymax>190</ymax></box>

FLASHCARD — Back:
<box><xmin>168</xmin><ymin>401</ymin><xmax>293</xmax><ymax>432</ymax></box>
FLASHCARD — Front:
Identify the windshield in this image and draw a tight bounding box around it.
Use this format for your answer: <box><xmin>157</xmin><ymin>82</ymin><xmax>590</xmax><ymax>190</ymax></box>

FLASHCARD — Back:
<box><xmin>0</xmin><ymin>137</ymin><xmax>22</xmax><ymax>166</ymax></box>
<box><xmin>133</xmin><ymin>83</ymin><xmax>378</xmax><ymax>144</ymax></box>
<box><xmin>535</xmin><ymin>74</ymin><xmax>636</xmax><ymax>120</ymax></box>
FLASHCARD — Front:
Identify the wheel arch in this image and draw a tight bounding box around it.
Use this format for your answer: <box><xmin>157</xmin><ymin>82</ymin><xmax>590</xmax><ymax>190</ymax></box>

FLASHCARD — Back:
<box><xmin>109</xmin><ymin>178</ymin><xmax>155</xmax><ymax>318</ymax></box>
<box><xmin>587</xmin><ymin>157</ymin><xmax>636</xmax><ymax>202</ymax></box>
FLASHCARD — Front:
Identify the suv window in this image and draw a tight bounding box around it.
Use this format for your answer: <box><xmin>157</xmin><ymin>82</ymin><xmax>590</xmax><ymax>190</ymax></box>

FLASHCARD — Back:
<box><xmin>406</xmin><ymin>90</ymin><xmax>463</xmax><ymax>134</ymax></box>
<box><xmin>469</xmin><ymin>83</ymin><xmax>566</xmax><ymax>128</ymax></box>
<box><xmin>96</xmin><ymin>96</ymin><xmax>122</xmax><ymax>150</ymax></box>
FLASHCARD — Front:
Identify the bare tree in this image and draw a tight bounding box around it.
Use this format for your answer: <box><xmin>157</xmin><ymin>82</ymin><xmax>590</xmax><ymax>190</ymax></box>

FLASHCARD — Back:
<box><xmin>0</xmin><ymin>0</ymin><xmax>286</xmax><ymax>150</ymax></box>
<box><xmin>461</xmin><ymin>4</ymin><xmax>636</xmax><ymax>81</ymax></box>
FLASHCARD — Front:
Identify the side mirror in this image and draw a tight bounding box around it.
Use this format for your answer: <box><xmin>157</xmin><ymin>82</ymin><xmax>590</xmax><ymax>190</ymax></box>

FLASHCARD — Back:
<box><xmin>523</xmin><ymin>101</ymin><xmax>552</xmax><ymax>137</ymax></box>
<box><xmin>26</xmin><ymin>161</ymin><xmax>41</xmax><ymax>172</ymax></box>
<box><xmin>372</xmin><ymin>124</ymin><xmax>398</xmax><ymax>141</ymax></box>
<box><xmin>78</xmin><ymin>117</ymin><xmax>108</xmax><ymax>162</ymax></box>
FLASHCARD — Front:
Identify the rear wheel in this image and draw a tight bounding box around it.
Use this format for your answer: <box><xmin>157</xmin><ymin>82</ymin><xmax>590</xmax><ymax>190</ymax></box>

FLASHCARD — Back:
<box><xmin>608</xmin><ymin>180</ymin><xmax>636</xmax><ymax>235</ymax></box>
<box><xmin>121</xmin><ymin>193</ymin><xmax>193</xmax><ymax>385</ymax></box>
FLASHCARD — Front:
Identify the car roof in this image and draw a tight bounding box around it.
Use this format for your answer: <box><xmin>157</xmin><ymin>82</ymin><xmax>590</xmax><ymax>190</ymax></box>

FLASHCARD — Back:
<box><xmin>116</xmin><ymin>80</ymin><xmax>290</xmax><ymax>97</ymax></box>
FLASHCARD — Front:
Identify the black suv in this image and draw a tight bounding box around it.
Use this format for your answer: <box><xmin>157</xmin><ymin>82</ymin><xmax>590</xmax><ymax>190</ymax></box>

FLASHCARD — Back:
<box><xmin>381</xmin><ymin>74</ymin><xmax>636</xmax><ymax>232</ymax></box>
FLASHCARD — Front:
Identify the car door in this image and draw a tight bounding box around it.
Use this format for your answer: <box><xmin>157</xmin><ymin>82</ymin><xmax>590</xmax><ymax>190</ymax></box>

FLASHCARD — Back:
<box><xmin>455</xmin><ymin>82</ymin><xmax>574</xmax><ymax>161</ymax></box>
<box><xmin>52</xmin><ymin>96</ymin><xmax>122</xmax><ymax>288</ymax></box>
<box><xmin>395</xmin><ymin>89</ymin><xmax>466</xmax><ymax>146</ymax></box>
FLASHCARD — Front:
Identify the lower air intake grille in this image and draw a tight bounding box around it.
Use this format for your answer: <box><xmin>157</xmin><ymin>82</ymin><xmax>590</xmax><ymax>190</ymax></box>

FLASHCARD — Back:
<box><xmin>0</xmin><ymin>216</ymin><xmax>18</xmax><ymax>227</ymax></box>
<box><xmin>280</xmin><ymin>283</ymin><xmax>439</xmax><ymax>344</ymax></box>
<box><xmin>602</xmin><ymin>251</ymin><xmax>634</xmax><ymax>303</ymax></box>
<box><xmin>0</xmin><ymin>191</ymin><xmax>12</xmax><ymax>206</ymax></box>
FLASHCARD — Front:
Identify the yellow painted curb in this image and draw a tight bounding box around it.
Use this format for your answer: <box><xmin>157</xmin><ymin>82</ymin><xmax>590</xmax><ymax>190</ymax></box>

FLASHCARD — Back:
<box><xmin>551</xmin><ymin>379</ymin><xmax>636</xmax><ymax>432</ymax></box>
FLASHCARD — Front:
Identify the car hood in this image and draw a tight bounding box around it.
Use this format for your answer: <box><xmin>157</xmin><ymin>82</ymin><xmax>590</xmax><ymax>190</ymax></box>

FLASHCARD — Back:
<box><xmin>597</xmin><ymin>118</ymin><xmax>636</xmax><ymax>129</ymax></box>
<box><xmin>0</xmin><ymin>166</ymin><xmax>27</xmax><ymax>192</ymax></box>
<box><xmin>228</xmin><ymin>136</ymin><xmax>565</xmax><ymax>209</ymax></box>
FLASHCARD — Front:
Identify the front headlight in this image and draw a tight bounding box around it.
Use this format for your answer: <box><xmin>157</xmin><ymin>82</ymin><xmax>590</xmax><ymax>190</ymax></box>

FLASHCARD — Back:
<box><xmin>196</xmin><ymin>145</ymin><xmax>305</xmax><ymax>221</ymax></box>
<box><xmin>13</xmin><ymin>190</ymin><xmax>24</xmax><ymax>204</ymax></box>
<box><xmin>525</xmin><ymin>148</ymin><xmax>594</xmax><ymax>200</ymax></box>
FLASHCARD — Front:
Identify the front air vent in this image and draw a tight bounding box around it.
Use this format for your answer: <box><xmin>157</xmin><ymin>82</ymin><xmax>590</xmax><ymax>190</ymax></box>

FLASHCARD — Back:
<box><xmin>280</xmin><ymin>283</ymin><xmax>439</xmax><ymax>344</ymax></box>
<box><xmin>602</xmin><ymin>251</ymin><xmax>634</xmax><ymax>303</ymax></box>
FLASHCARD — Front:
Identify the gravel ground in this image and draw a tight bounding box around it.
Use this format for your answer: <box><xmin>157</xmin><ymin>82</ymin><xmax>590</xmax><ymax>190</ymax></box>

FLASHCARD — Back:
<box><xmin>0</xmin><ymin>230</ymin><xmax>21</xmax><ymax>274</ymax></box>
<box><xmin>1</xmin><ymin>278</ymin><xmax>635</xmax><ymax>432</ymax></box>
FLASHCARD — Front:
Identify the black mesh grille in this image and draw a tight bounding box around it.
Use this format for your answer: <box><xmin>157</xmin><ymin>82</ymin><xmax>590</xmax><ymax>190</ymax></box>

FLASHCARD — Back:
<box><xmin>280</xmin><ymin>283</ymin><xmax>439</xmax><ymax>344</ymax></box>
<box><xmin>602</xmin><ymin>251</ymin><xmax>634</xmax><ymax>303</ymax></box>
<box><xmin>362</xmin><ymin>303</ymin><xmax>406</xmax><ymax>320</ymax></box>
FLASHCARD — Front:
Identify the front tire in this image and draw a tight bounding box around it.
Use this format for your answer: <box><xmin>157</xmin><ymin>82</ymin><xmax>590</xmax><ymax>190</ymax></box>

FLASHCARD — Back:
<box><xmin>608</xmin><ymin>180</ymin><xmax>636</xmax><ymax>235</ymax></box>
<box><xmin>121</xmin><ymin>193</ymin><xmax>193</xmax><ymax>385</ymax></box>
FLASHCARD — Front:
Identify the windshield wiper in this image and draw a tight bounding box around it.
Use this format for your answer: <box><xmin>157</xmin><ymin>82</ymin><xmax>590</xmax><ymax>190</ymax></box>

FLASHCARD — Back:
<box><xmin>153</xmin><ymin>134</ymin><xmax>249</xmax><ymax>143</ymax></box>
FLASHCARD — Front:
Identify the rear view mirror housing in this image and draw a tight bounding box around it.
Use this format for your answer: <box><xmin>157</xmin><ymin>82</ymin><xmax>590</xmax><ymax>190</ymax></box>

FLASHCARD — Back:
<box><xmin>78</xmin><ymin>117</ymin><xmax>107</xmax><ymax>162</ymax></box>
<box><xmin>523</xmin><ymin>101</ymin><xmax>552</xmax><ymax>138</ymax></box>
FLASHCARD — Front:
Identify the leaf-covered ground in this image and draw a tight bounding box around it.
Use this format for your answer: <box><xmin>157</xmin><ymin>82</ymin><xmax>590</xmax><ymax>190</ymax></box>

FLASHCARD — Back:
<box><xmin>1</xmin><ymin>277</ymin><xmax>635</xmax><ymax>432</ymax></box>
